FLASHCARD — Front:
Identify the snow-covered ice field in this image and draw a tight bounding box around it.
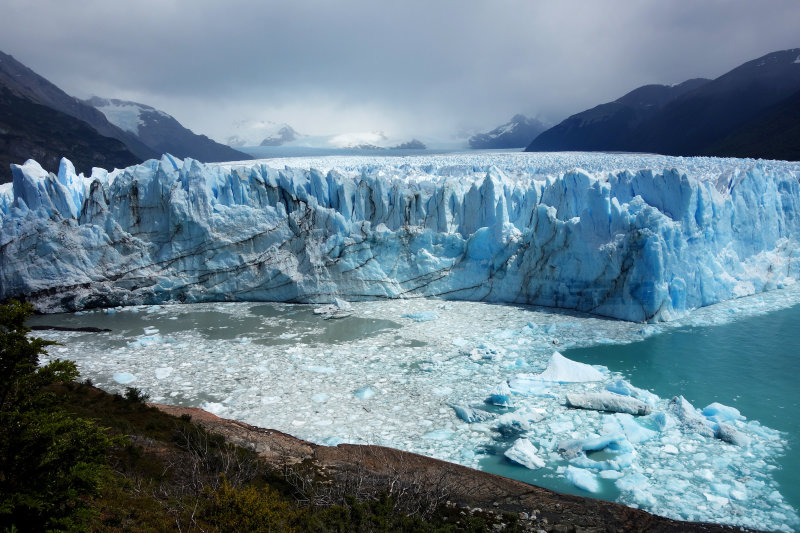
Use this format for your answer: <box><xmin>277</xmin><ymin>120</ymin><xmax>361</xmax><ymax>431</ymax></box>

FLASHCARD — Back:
<box><xmin>31</xmin><ymin>285</ymin><xmax>800</xmax><ymax>532</ymax></box>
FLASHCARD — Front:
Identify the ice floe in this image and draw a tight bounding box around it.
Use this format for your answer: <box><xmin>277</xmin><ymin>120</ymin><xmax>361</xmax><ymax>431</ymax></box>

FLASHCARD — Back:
<box><xmin>29</xmin><ymin>293</ymin><xmax>800</xmax><ymax>532</ymax></box>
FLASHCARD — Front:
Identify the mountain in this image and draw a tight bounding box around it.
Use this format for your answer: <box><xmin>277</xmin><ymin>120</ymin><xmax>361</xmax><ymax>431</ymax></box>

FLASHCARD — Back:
<box><xmin>527</xmin><ymin>48</ymin><xmax>800</xmax><ymax>160</ymax></box>
<box><xmin>469</xmin><ymin>114</ymin><xmax>546</xmax><ymax>149</ymax></box>
<box><xmin>259</xmin><ymin>124</ymin><xmax>298</xmax><ymax>146</ymax></box>
<box><xmin>86</xmin><ymin>97</ymin><xmax>250</xmax><ymax>163</ymax></box>
<box><xmin>527</xmin><ymin>80</ymin><xmax>709</xmax><ymax>151</ymax></box>
<box><xmin>705</xmin><ymin>88</ymin><xmax>800</xmax><ymax>161</ymax></box>
<box><xmin>0</xmin><ymin>86</ymin><xmax>141</xmax><ymax>183</ymax></box>
<box><xmin>0</xmin><ymin>51</ymin><xmax>156</xmax><ymax>162</ymax></box>
<box><xmin>636</xmin><ymin>48</ymin><xmax>800</xmax><ymax>157</ymax></box>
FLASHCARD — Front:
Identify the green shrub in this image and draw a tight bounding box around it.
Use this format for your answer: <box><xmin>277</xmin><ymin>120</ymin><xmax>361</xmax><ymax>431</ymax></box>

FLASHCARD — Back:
<box><xmin>202</xmin><ymin>477</ymin><xmax>297</xmax><ymax>532</ymax></box>
<box><xmin>0</xmin><ymin>300</ymin><xmax>118</xmax><ymax>532</ymax></box>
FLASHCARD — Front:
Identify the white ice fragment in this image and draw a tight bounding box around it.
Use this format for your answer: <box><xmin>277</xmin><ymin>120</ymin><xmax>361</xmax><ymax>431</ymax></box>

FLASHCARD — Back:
<box><xmin>202</xmin><ymin>402</ymin><xmax>226</xmax><ymax>416</ymax></box>
<box><xmin>112</xmin><ymin>372</ymin><xmax>136</xmax><ymax>384</ymax></box>
<box><xmin>354</xmin><ymin>386</ymin><xmax>376</xmax><ymax>399</ymax></box>
<box><xmin>486</xmin><ymin>381</ymin><xmax>512</xmax><ymax>406</ymax></box>
<box><xmin>612</xmin><ymin>413</ymin><xmax>657</xmax><ymax>443</ymax></box>
<box><xmin>450</xmin><ymin>404</ymin><xmax>495</xmax><ymax>423</ymax></box>
<box><xmin>504</xmin><ymin>438</ymin><xmax>546</xmax><ymax>469</ymax></box>
<box><xmin>565</xmin><ymin>466</ymin><xmax>600</xmax><ymax>493</ymax></box>
<box><xmin>565</xmin><ymin>392</ymin><xmax>651</xmax><ymax>416</ymax></box>
<box><xmin>716</xmin><ymin>423</ymin><xmax>750</xmax><ymax>447</ymax></box>
<box><xmin>129</xmin><ymin>334</ymin><xmax>164</xmax><ymax>347</ymax></box>
<box><xmin>311</xmin><ymin>393</ymin><xmax>329</xmax><ymax>403</ymax></box>
<box><xmin>529</xmin><ymin>352</ymin><xmax>605</xmax><ymax>383</ymax></box>
<box><xmin>402</xmin><ymin>311</ymin><xmax>439</xmax><ymax>322</ymax></box>
<box><xmin>422</xmin><ymin>429</ymin><xmax>454</xmax><ymax>441</ymax></box>
<box><xmin>507</xmin><ymin>375</ymin><xmax>551</xmax><ymax>396</ymax></box>
<box><xmin>662</xmin><ymin>444</ymin><xmax>679</xmax><ymax>454</ymax></box>
<box><xmin>154</xmin><ymin>367</ymin><xmax>173</xmax><ymax>379</ymax></box>
<box><xmin>668</xmin><ymin>396</ymin><xmax>716</xmax><ymax>438</ymax></box>
<box><xmin>702</xmin><ymin>402</ymin><xmax>744</xmax><ymax>423</ymax></box>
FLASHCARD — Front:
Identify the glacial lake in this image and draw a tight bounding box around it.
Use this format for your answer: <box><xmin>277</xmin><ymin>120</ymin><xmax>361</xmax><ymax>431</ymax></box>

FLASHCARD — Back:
<box><xmin>29</xmin><ymin>288</ymin><xmax>800</xmax><ymax>532</ymax></box>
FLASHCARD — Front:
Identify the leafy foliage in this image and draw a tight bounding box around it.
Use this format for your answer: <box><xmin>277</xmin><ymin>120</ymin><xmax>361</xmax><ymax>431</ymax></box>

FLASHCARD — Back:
<box><xmin>0</xmin><ymin>300</ymin><xmax>117</xmax><ymax>531</ymax></box>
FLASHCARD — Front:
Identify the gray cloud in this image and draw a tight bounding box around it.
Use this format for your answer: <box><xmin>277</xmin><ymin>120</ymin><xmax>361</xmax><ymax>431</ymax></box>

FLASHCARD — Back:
<box><xmin>2</xmin><ymin>0</ymin><xmax>798</xmax><ymax>141</ymax></box>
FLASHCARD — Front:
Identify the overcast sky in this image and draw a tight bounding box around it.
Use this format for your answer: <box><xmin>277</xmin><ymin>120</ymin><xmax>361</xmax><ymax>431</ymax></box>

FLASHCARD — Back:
<box><xmin>1</xmin><ymin>0</ymin><xmax>799</xmax><ymax>143</ymax></box>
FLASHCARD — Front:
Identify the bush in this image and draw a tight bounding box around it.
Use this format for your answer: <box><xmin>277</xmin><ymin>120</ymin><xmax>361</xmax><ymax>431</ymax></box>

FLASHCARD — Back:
<box><xmin>0</xmin><ymin>300</ymin><xmax>118</xmax><ymax>532</ymax></box>
<box><xmin>202</xmin><ymin>477</ymin><xmax>297</xmax><ymax>532</ymax></box>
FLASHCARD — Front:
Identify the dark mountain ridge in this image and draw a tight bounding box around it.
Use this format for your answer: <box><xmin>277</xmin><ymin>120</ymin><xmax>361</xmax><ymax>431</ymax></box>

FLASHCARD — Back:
<box><xmin>527</xmin><ymin>48</ymin><xmax>800</xmax><ymax>160</ymax></box>
<box><xmin>85</xmin><ymin>97</ymin><xmax>250</xmax><ymax>163</ymax></box>
<box><xmin>0</xmin><ymin>51</ymin><xmax>157</xmax><ymax>161</ymax></box>
<box><xmin>0</xmin><ymin>86</ymin><xmax>141</xmax><ymax>183</ymax></box>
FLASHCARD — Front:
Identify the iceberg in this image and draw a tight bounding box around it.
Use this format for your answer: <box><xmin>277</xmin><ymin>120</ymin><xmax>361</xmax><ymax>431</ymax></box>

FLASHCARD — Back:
<box><xmin>504</xmin><ymin>438</ymin><xmax>546</xmax><ymax>469</ymax></box>
<box><xmin>668</xmin><ymin>396</ymin><xmax>716</xmax><ymax>438</ymax></box>
<box><xmin>565</xmin><ymin>392</ymin><xmax>652</xmax><ymax>415</ymax></box>
<box><xmin>565</xmin><ymin>465</ymin><xmax>600</xmax><ymax>493</ymax></box>
<box><xmin>2</xmin><ymin>152</ymin><xmax>799</xmax><ymax>322</ymax></box>
<box><xmin>527</xmin><ymin>351</ymin><xmax>605</xmax><ymax>383</ymax></box>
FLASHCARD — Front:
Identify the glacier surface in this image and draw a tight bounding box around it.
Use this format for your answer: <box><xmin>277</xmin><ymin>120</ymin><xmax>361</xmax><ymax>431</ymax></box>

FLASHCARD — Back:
<box><xmin>3</xmin><ymin>152</ymin><xmax>800</xmax><ymax>321</ymax></box>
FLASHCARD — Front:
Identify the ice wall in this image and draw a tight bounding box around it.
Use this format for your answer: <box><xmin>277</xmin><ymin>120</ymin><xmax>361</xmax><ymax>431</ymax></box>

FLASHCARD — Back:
<box><xmin>2</xmin><ymin>152</ymin><xmax>800</xmax><ymax>321</ymax></box>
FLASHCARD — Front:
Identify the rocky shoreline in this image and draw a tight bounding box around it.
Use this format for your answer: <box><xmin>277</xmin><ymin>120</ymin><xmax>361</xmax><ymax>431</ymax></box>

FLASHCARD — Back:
<box><xmin>153</xmin><ymin>403</ymin><xmax>755</xmax><ymax>533</ymax></box>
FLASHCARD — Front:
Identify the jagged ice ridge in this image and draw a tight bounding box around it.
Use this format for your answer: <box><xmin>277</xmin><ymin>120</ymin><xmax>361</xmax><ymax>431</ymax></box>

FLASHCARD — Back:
<box><xmin>2</xmin><ymin>152</ymin><xmax>800</xmax><ymax>321</ymax></box>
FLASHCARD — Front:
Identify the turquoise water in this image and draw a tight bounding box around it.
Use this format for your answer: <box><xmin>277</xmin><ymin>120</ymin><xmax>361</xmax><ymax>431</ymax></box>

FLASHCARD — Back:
<box><xmin>562</xmin><ymin>303</ymin><xmax>800</xmax><ymax>517</ymax></box>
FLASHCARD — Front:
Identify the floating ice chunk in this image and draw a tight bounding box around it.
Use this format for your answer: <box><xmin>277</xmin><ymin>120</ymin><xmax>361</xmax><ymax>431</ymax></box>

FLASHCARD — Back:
<box><xmin>495</xmin><ymin>408</ymin><xmax>544</xmax><ymax>435</ymax></box>
<box><xmin>612</xmin><ymin>413</ymin><xmax>657</xmax><ymax>443</ymax></box>
<box><xmin>507</xmin><ymin>375</ymin><xmax>551</xmax><ymax>396</ymax></box>
<box><xmin>571</xmin><ymin>451</ymin><xmax>634</xmax><ymax>471</ymax></box>
<box><xmin>668</xmin><ymin>396</ymin><xmax>715</xmax><ymax>438</ymax></box>
<box><xmin>154</xmin><ymin>367</ymin><xmax>173</xmax><ymax>379</ymax></box>
<box><xmin>704</xmin><ymin>493</ymin><xmax>729</xmax><ymax>507</ymax></box>
<box><xmin>649</xmin><ymin>412</ymin><xmax>676</xmax><ymax>431</ymax></box>
<box><xmin>662</xmin><ymin>444</ymin><xmax>679</xmax><ymax>454</ymax></box>
<box><xmin>402</xmin><ymin>311</ymin><xmax>439</xmax><ymax>322</ymax></box>
<box><xmin>529</xmin><ymin>352</ymin><xmax>605</xmax><ymax>383</ymax></box>
<box><xmin>486</xmin><ymin>381</ymin><xmax>512</xmax><ymax>406</ymax></box>
<box><xmin>113</xmin><ymin>372</ymin><xmax>136</xmax><ymax>384</ymax></box>
<box><xmin>450</xmin><ymin>404</ymin><xmax>495</xmax><ymax>423</ymax></box>
<box><xmin>422</xmin><ymin>429</ymin><xmax>454</xmax><ymax>441</ymax></box>
<box><xmin>354</xmin><ymin>386</ymin><xmax>376</xmax><ymax>399</ymax></box>
<box><xmin>143</xmin><ymin>326</ymin><xmax>159</xmax><ymax>334</ymax></box>
<box><xmin>565</xmin><ymin>466</ymin><xmax>600</xmax><ymax>493</ymax></box>
<box><xmin>702</xmin><ymin>402</ymin><xmax>744</xmax><ymax>424</ymax></box>
<box><xmin>615</xmin><ymin>473</ymin><xmax>652</xmax><ymax>505</ymax></box>
<box><xmin>333</xmin><ymin>298</ymin><xmax>352</xmax><ymax>311</ymax></box>
<box><xmin>313</xmin><ymin>298</ymin><xmax>353</xmax><ymax>319</ymax></box>
<box><xmin>604</xmin><ymin>379</ymin><xmax>658</xmax><ymax>406</ymax></box>
<box><xmin>202</xmin><ymin>402</ymin><xmax>226</xmax><ymax>416</ymax></box>
<box><xmin>716</xmin><ymin>422</ymin><xmax>750</xmax><ymax>447</ymax></box>
<box><xmin>558</xmin><ymin>432</ymin><xmax>633</xmax><ymax>459</ymax></box>
<box><xmin>565</xmin><ymin>392</ymin><xmax>651</xmax><ymax>416</ymax></box>
<box><xmin>465</xmin><ymin>343</ymin><xmax>503</xmax><ymax>362</ymax></box>
<box><xmin>311</xmin><ymin>393</ymin><xmax>329</xmax><ymax>403</ymax></box>
<box><xmin>599</xmin><ymin>469</ymin><xmax>624</xmax><ymax>480</ymax></box>
<box><xmin>322</xmin><ymin>436</ymin><xmax>346</xmax><ymax>446</ymax></box>
<box><xmin>303</xmin><ymin>365</ymin><xmax>335</xmax><ymax>374</ymax></box>
<box><xmin>504</xmin><ymin>438</ymin><xmax>545</xmax><ymax>469</ymax></box>
<box><xmin>129</xmin><ymin>334</ymin><xmax>164</xmax><ymax>347</ymax></box>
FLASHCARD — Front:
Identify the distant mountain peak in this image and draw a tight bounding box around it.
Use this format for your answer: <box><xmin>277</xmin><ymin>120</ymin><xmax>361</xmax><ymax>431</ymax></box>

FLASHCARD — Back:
<box><xmin>469</xmin><ymin>114</ymin><xmax>546</xmax><ymax>149</ymax></box>
<box><xmin>86</xmin><ymin>96</ymin><xmax>250</xmax><ymax>163</ymax></box>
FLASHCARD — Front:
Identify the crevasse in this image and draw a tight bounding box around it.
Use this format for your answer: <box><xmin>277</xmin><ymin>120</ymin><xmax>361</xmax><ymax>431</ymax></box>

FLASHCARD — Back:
<box><xmin>1</xmin><ymin>152</ymin><xmax>799</xmax><ymax>321</ymax></box>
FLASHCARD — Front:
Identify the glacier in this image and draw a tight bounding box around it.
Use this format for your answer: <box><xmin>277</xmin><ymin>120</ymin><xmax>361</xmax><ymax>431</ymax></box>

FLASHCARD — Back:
<box><xmin>2</xmin><ymin>152</ymin><xmax>800</xmax><ymax>321</ymax></box>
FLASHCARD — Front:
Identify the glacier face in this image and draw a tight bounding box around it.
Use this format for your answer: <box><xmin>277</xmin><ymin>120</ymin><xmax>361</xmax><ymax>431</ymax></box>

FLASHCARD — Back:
<box><xmin>2</xmin><ymin>152</ymin><xmax>800</xmax><ymax>321</ymax></box>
